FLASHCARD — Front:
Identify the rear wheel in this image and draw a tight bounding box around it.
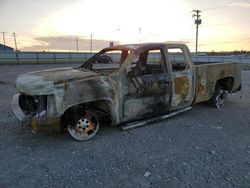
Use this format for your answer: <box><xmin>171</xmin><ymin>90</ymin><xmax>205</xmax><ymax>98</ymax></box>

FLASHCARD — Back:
<box><xmin>68</xmin><ymin>110</ymin><xmax>99</xmax><ymax>141</ymax></box>
<box><xmin>211</xmin><ymin>88</ymin><xmax>228</xmax><ymax>109</ymax></box>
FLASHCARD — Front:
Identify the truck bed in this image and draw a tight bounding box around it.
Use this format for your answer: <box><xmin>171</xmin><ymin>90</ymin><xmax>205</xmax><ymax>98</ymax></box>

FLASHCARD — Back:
<box><xmin>194</xmin><ymin>61</ymin><xmax>241</xmax><ymax>104</ymax></box>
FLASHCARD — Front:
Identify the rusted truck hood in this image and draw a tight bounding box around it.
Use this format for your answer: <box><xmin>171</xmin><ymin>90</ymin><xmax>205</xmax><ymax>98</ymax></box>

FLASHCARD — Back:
<box><xmin>15</xmin><ymin>67</ymin><xmax>98</xmax><ymax>95</ymax></box>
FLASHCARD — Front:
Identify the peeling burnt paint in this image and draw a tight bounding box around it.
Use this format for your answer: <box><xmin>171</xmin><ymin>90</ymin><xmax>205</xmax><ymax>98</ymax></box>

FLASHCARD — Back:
<box><xmin>173</xmin><ymin>77</ymin><xmax>190</xmax><ymax>101</ymax></box>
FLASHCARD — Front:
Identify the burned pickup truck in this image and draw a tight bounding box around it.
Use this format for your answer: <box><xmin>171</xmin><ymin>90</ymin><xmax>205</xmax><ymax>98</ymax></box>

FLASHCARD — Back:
<box><xmin>12</xmin><ymin>43</ymin><xmax>241</xmax><ymax>140</ymax></box>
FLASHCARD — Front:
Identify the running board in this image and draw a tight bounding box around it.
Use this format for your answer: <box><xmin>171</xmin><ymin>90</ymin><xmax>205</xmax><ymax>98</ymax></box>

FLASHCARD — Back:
<box><xmin>121</xmin><ymin>107</ymin><xmax>192</xmax><ymax>131</ymax></box>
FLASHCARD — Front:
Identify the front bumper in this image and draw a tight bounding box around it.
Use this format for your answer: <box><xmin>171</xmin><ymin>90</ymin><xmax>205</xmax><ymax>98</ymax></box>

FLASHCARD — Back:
<box><xmin>30</xmin><ymin>117</ymin><xmax>61</xmax><ymax>133</ymax></box>
<box><xmin>12</xmin><ymin>94</ymin><xmax>26</xmax><ymax>121</ymax></box>
<box><xmin>12</xmin><ymin>93</ymin><xmax>62</xmax><ymax>133</ymax></box>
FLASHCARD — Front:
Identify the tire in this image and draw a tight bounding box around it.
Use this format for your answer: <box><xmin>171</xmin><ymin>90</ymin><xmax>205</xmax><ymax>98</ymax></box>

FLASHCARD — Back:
<box><xmin>211</xmin><ymin>87</ymin><xmax>228</xmax><ymax>109</ymax></box>
<box><xmin>67</xmin><ymin>110</ymin><xmax>99</xmax><ymax>141</ymax></box>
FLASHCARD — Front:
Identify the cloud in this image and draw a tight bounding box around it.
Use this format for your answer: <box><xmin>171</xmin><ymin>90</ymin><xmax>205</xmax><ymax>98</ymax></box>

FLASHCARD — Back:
<box><xmin>228</xmin><ymin>2</ymin><xmax>250</xmax><ymax>8</ymax></box>
<box><xmin>20</xmin><ymin>35</ymin><xmax>118</xmax><ymax>52</ymax></box>
<box><xmin>19</xmin><ymin>35</ymin><xmax>195</xmax><ymax>52</ymax></box>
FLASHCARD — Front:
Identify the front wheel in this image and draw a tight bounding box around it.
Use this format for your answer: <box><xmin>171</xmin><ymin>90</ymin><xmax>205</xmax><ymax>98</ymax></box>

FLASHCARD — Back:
<box><xmin>68</xmin><ymin>110</ymin><xmax>99</xmax><ymax>141</ymax></box>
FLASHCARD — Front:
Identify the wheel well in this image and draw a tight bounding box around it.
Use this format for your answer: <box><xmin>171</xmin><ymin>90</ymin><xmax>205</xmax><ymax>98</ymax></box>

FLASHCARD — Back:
<box><xmin>60</xmin><ymin>100</ymin><xmax>113</xmax><ymax>128</ymax></box>
<box><xmin>215</xmin><ymin>77</ymin><xmax>234</xmax><ymax>91</ymax></box>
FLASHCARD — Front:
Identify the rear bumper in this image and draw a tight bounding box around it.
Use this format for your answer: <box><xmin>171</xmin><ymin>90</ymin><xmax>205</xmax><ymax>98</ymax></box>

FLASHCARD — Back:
<box><xmin>12</xmin><ymin>93</ymin><xmax>61</xmax><ymax>133</ymax></box>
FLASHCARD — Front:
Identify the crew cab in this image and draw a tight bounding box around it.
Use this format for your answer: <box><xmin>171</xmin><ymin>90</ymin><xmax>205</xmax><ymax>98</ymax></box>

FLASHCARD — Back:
<box><xmin>12</xmin><ymin>43</ymin><xmax>241</xmax><ymax>140</ymax></box>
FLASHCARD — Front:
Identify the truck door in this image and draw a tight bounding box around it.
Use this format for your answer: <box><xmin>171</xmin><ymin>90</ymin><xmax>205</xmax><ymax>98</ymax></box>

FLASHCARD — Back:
<box><xmin>122</xmin><ymin>48</ymin><xmax>172</xmax><ymax>121</ymax></box>
<box><xmin>167</xmin><ymin>45</ymin><xmax>195</xmax><ymax>109</ymax></box>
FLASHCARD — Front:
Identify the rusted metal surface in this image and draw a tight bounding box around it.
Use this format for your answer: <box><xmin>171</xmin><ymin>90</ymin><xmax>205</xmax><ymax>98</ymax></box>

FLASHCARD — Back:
<box><xmin>173</xmin><ymin>77</ymin><xmax>190</xmax><ymax>102</ymax></box>
<box><xmin>194</xmin><ymin>62</ymin><xmax>241</xmax><ymax>103</ymax></box>
<box><xmin>174</xmin><ymin>77</ymin><xmax>189</xmax><ymax>99</ymax></box>
<box><xmin>12</xmin><ymin>43</ymin><xmax>241</xmax><ymax>140</ymax></box>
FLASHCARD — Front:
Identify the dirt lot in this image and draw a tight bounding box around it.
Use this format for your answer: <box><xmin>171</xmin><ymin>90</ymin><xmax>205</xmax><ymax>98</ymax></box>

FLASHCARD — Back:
<box><xmin>0</xmin><ymin>64</ymin><xmax>249</xmax><ymax>188</ymax></box>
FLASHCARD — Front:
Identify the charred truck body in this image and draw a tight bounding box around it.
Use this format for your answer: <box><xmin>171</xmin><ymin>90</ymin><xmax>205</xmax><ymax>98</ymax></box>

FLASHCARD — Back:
<box><xmin>12</xmin><ymin>43</ymin><xmax>241</xmax><ymax>140</ymax></box>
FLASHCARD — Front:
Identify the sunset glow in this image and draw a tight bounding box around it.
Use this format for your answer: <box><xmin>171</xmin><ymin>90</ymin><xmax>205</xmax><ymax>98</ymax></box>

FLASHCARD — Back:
<box><xmin>0</xmin><ymin>0</ymin><xmax>249</xmax><ymax>52</ymax></box>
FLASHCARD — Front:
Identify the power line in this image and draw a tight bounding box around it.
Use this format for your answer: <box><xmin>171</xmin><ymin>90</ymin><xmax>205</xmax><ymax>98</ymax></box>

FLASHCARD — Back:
<box><xmin>202</xmin><ymin>6</ymin><xmax>227</xmax><ymax>12</ymax></box>
<box><xmin>202</xmin><ymin>20</ymin><xmax>250</xmax><ymax>28</ymax></box>
<box><xmin>200</xmin><ymin>40</ymin><xmax>250</xmax><ymax>46</ymax></box>
<box><xmin>202</xmin><ymin>2</ymin><xmax>250</xmax><ymax>12</ymax></box>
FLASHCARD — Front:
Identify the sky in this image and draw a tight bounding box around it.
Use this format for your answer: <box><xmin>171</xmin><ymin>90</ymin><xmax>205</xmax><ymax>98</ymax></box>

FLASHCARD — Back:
<box><xmin>0</xmin><ymin>0</ymin><xmax>250</xmax><ymax>52</ymax></box>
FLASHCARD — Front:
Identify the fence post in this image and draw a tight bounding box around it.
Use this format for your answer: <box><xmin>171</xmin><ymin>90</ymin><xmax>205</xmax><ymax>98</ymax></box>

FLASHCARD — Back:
<box><xmin>69</xmin><ymin>52</ymin><xmax>72</xmax><ymax>64</ymax></box>
<box><xmin>53</xmin><ymin>52</ymin><xmax>56</xmax><ymax>64</ymax></box>
<box><xmin>15</xmin><ymin>51</ymin><xmax>19</xmax><ymax>64</ymax></box>
<box><xmin>84</xmin><ymin>53</ymin><xmax>87</xmax><ymax>61</ymax></box>
<box><xmin>36</xmin><ymin>52</ymin><xmax>39</xmax><ymax>64</ymax></box>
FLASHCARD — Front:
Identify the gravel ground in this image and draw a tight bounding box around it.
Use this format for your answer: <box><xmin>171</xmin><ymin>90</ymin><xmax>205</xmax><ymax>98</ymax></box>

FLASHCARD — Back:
<box><xmin>0</xmin><ymin>64</ymin><xmax>249</xmax><ymax>188</ymax></box>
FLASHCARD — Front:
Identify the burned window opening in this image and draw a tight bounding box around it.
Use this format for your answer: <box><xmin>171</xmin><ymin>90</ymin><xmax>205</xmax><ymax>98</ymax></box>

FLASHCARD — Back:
<box><xmin>168</xmin><ymin>48</ymin><xmax>189</xmax><ymax>72</ymax></box>
<box><xmin>127</xmin><ymin>49</ymin><xmax>168</xmax><ymax>96</ymax></box>
<box><xmin>81</xmin><ymin>49</ymin><xmax>130</xmax><ymax>74</ymax></box>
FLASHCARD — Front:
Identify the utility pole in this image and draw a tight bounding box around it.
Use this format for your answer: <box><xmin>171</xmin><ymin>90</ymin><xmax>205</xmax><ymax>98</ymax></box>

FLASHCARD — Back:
<box><xmin>0</xmin><ymin>32</ymin><xmax>6</xmax><ymax>45</ymax></box>
<box><xmin>117</xmin><ymin>28</ymin><xmax>120</xmax><ymax>45</ymax></box>
<box><xmin>139</xmin><ymin>27</ymin><xmax>142</xmax><ymax>43</ymax></box>
<box><xmin>76</xmin><ymin>37</ymin><xmax>79</xmax><ymax>52</ymax></box>
<box><xmin>90</xmin><ymin>34</ymin><xmax>93</xmax><ymax>53</ymax></box>
<box><xmin>192</xmin><ymin>10</ymin><xmax>202</xmax><ymax>58</ymax></box>
<box><xmin>13</xmin><ymin>32</ymin><xmax>18</xmax><ymax>51</ymax></box>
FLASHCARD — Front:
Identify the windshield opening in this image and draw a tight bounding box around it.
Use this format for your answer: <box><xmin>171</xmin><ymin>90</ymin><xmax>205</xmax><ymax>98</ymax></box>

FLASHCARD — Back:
<box><xmin>79</xmin><ymin>49</ymin><xmax>130</xmax><ymax>74</ymax></box>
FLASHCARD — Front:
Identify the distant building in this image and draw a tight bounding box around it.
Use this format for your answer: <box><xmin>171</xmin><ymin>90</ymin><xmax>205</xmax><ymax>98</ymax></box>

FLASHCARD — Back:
<box><xmin>0</xmin><ymin>44</ymin><xmax>14</xmax><ymax>52</ymax></box>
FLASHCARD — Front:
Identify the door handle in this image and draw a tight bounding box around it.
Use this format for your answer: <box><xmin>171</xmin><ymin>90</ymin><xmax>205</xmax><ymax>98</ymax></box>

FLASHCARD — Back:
<box><xmin>163</xmin><ymin>81</ymin><xmax>170</xmax><ymax>84</ymax></box>
<box><xmin>159</xmin><ymin>80</ymin><xmax>170</xmax><ymax>85</ymax></box>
